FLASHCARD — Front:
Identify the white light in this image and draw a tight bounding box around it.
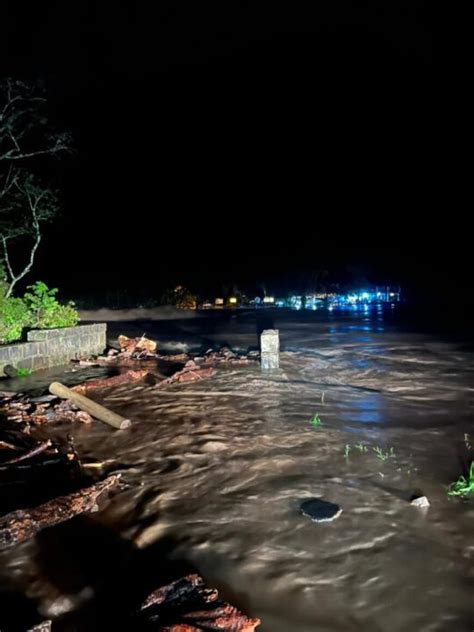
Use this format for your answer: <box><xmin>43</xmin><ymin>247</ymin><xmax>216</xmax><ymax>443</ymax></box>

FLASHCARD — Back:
<box><xmin>215</xmin><ymin>298</ymin><xmax>224</xmax><ymax>305</ymax></box>
<box><xmin>263</xmin><ymin>296</ymin><xmax>275</xmax><ymax>303</ymax></box>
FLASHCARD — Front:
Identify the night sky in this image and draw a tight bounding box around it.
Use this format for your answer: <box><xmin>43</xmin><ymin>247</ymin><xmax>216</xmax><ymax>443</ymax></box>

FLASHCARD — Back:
<box><xmin>1</xmin><ymin>2</ymin><xmax>454</xmax><ymax>304</ymax></box>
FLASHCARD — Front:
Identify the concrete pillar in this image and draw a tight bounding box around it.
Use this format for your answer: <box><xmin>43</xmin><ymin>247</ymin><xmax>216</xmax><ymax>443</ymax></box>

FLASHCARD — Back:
<box><xmin>260</xmin><ymin>329</ymin><xmax>279</xmax><ymax>370</ymax></box>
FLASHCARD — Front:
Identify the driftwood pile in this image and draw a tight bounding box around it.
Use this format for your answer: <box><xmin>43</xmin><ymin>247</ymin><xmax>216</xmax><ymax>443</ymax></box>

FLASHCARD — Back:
<box><xmin>118</xmin><ymin>334</ymin><xmax>158</xmax><ymax>356</ymax></box>
<box><xmin>0</xmin><ymin>390</ymin><xmax>93</xmax><ymax>427</ymax></box>
<box><xmin>94</xmin><ymin>334</ymin><xmax>258</xmax><ymax>371</ymax></box>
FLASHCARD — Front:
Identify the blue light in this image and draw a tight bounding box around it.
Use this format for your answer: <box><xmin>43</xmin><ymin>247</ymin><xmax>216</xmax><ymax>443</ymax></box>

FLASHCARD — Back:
<box><xmin>257</xmin><ymin>287</ymin><xmax>400</xmax><ymax>310</ymax></box>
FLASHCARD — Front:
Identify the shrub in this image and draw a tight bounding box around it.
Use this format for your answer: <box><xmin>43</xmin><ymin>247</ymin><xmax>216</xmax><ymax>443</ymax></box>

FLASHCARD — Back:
<box><xmin>0</xmin><ymin>296</ymin><xmax>31</xmax><ymax>343</ymax></box>
<box><xmin>23</xmin><ymin>282</ymin><xmax>79</xmax><ymax>329</ymax></box>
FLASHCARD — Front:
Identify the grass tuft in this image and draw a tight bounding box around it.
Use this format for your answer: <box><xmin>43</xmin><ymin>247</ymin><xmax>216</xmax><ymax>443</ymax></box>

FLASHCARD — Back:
<box><xmin>16</xmin><ymin>367</ymin><xmax>33</xmax><ymax>377</ymax></box>
<box><xmin>448</xmin><ymin>462</ymin><xmax>474</xmax><ymax>497</ymax></box>
<box><xmin>310</xmin><ymin>413</ymin><xmax>322</xmax><ymax>427</ymax></box>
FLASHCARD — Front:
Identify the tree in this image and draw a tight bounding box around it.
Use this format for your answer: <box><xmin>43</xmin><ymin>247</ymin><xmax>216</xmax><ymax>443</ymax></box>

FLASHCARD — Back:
<box><xmin>0</xmin><ymin>79</ymin><xmax>71</xmax><ymax>297</ymax></box>
<box><xmin>1</xmin><ymin>173</ymin><xmax>59</xmax><ymax>297</ymax></box>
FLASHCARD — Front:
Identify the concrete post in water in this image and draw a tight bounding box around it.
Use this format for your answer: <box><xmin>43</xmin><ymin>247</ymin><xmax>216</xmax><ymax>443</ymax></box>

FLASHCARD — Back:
<box><xmin>260</xmin><ymin>329</ymin><xmax>279</xmax><ymax>370</ymax></box>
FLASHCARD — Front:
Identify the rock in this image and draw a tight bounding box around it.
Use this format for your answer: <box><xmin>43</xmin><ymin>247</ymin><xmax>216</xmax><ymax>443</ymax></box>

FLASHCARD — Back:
<box><xmin>300</xmin><ymin>498</ymin><xmax>342</xmax><ymax>522</ymax></box>
<box><xmin>410</xmin><ymin>495</ymin><xmax>430</xmax><ymax>508</ymax></box>
<box><xmin>2</xmin><ymin>365</ymin><xmax>17</xmax><ymax>378</ymax></box>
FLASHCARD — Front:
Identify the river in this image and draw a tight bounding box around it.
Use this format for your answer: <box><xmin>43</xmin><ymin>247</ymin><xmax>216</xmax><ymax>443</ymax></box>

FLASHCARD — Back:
<box><xmin>1</xmin><ymin>306</ymin><xmax>473</xmax><ymax>631</ymax></box>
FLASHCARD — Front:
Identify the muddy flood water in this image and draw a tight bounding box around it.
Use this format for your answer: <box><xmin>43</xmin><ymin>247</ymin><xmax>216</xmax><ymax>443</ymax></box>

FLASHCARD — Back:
<box><xmin>1</xmin><ymin>307</ymin><xmax>473</xmax><ymax>631</ymax></box>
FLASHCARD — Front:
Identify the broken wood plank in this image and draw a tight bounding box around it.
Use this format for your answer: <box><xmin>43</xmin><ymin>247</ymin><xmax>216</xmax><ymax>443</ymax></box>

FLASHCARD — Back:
<box><xmin>0</xmin><ymin>475</ymin><xmax>120</xmax><ymax>549</ymax></box>
<box><xmin>139</xmin><ymin>574</ymin><xmax>260</xmax><ymax>631</ymax></box>
<box><xmin>2</xmin><ymin>440</ymin><xmax>53</xmax><ymax>465</ymax></box>
<box><xmin>49</xmin><ymin>382</ymin><xmax>131</xmax><ymax>430</ymax></box>
<box><xmin>70</xmin><ymin>370</ymin><xmax>151</xmax><ymax>395</ymax></box>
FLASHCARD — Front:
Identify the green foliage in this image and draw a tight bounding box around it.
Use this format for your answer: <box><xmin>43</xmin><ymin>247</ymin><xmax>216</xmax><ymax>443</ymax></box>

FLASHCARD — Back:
<box><xmin>373</xmin><ymin>446</ymin><xmax>395</xmax><ymax>461</ymax></box>
<box><xmin>24</xmin><ymin>282</ymin><xmax>78</xmax><ymax>329</ymax></box>
<box><xmin>310</xmin><ymin>413</ymin><xmax>322</xmax><ymax>427</ymax></box>
<box><xmin>448</xmin><ymin>462</ymin><xmax>474</xmax><ymax>497</ymax></box>
<box><xmin>0</xmin><ymin>281</ymin><xmax>78</xmax><ymax>344</ymax></box>
<box><xmin>344</xmin><ymin>444</ymin><xmax>351</xmax><ymax>458</ymax></box>
<box><xmin>0</xmin><ymin>295</ymin><xmax>31</xmax><ymax>343</ymax></box>
<box><xmin>16</xmin><ymin>367</ymin><xmax>33</xmax><ymax>377</ymax></box>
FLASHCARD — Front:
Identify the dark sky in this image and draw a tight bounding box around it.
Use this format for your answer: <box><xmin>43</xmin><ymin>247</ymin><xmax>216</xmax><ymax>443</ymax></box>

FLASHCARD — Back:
<box><xmin>1</xmin><ymin>2</ymin><xmax>451</xmax><ymax>302</ymax></box>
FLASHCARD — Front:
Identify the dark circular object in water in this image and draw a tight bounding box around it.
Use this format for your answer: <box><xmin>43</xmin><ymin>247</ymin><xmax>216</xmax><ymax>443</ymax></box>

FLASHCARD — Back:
<box><xmin>300</xmin><ymin>498</ymin><xmax>342</xmax><ymax>523</ymax></box>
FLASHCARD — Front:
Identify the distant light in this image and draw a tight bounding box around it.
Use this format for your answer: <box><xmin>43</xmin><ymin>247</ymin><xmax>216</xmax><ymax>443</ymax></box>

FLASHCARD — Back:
<box><xmin>229</xmin><ymin>297</ymin><xmax>237</xmax><ymax>304</ymax></box>
<box><xmin>263</xmin><ymin>296</ymin><xmax>275</xmax><ymax>304</ymax></box>
<box><xmin>389</xmin><ymin>292</ymin><xmax>395</xmax><ymax>297</ymax></box>
<box><xmin>361</xmin><ymin>292</ymin><xmax>370</xmax><ymax>300</ymax></box>
<box><xmin>215</xmin><ymin>298</ymin><xmax>224</xmax><ymax>305</ymax></box>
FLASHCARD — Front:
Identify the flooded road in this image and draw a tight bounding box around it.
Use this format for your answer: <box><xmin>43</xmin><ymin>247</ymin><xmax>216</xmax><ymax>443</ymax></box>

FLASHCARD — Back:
<box><xmin>1</xmin><ymin>307</ymin><xmax>473</xmax><ymax>631</ymax></box>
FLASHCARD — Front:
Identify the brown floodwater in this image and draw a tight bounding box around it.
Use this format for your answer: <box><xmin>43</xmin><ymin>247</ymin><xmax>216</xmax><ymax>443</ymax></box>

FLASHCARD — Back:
<box><xmin>1</xmin><ymin>307</ymin><xmax>473</xmax><ymax>631</ymax></box>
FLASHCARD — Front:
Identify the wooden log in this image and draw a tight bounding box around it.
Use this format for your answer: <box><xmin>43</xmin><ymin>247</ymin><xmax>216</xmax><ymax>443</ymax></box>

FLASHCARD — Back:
<box><xmin>49</xmin><ymin>382</ymin><xmax>131</xmax><ymax>430</ymax></box>
<box><xmin>0</xmin><ymin>475</ymin><xmax>120</xmax><ymax>549</ymax></box>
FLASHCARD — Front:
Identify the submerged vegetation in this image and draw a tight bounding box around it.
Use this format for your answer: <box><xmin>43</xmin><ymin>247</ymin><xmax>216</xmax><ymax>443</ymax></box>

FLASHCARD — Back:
<box><xmin>448</xmin><ymin>463</ymin><xmax>474</xmax><ymax>497</ymax></box>
<box><xmin>373</xmin><ymin>446</ymin><xmax>395</xmax><ymax>461</ymax></box>
<box><xmin>344</xmin><ymin>443</ymin><xmax>395</xmax><ymax>461</ymax></box>
<box><xmin>310</xmin><ymin>413</ymin><xmax>322</xmax><ymax>427</ymax></box>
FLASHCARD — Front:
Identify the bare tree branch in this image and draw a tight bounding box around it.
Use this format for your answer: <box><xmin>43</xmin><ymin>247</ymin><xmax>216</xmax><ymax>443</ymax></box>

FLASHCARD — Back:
<box><xmin>0</xmin><ymin>173</ymin><xmax>59</xmax><ymax>297</ymax></box>
<box><xmin>0</xmin><ymin>79</ymin><xmax>71</xmax><ymax>297</ymax></box>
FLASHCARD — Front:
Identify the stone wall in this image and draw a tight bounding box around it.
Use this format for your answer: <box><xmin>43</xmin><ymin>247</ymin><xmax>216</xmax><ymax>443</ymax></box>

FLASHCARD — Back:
<box><xmin>0</xmin><ymin>324</ymin><xmax>106</xmax><ymax>376</ymax></box>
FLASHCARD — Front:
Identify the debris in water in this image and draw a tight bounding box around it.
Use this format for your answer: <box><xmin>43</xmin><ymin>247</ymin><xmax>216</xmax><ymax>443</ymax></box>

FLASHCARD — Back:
<box><xmin>156</xmin><ymin>360</ymin><xmax>215</xmax><ymax>388</ymax></box>
<box><xmin>71</xmin><ymin>369</ymin><xmax>152</xmax><ymax>394</ymax></box>
<box><xmin>0</xmin><ymin>474</ymin><xmax>120</xmax><ymax>549</ymax></box>
<box><xmin>118</xmin><ymin>334</ymin><xmax>157</xmax><ymax>355</ymax></box>
<box><xmin>300</xmin><ymin>498</ymin><xmax>342</xmax><ymax>522</ymax></box>
<box><xmin>410</xmin><ymin>495</ymin><xmax>430</xmax><ymax>508</ymax></box>
<box><xmin>50</xmin><ymin>381</ymin><xmax>131</xmax><ymax>429</ymax></box>
<box><xmin>139</xmin><ymin>573</ymin><xmax>260</xmax><ymax>631</ymax></box>
<box><xmin>198</xmin><ymin>347</ymin><xmax>254</xmax><ymax>365</ymax></box>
